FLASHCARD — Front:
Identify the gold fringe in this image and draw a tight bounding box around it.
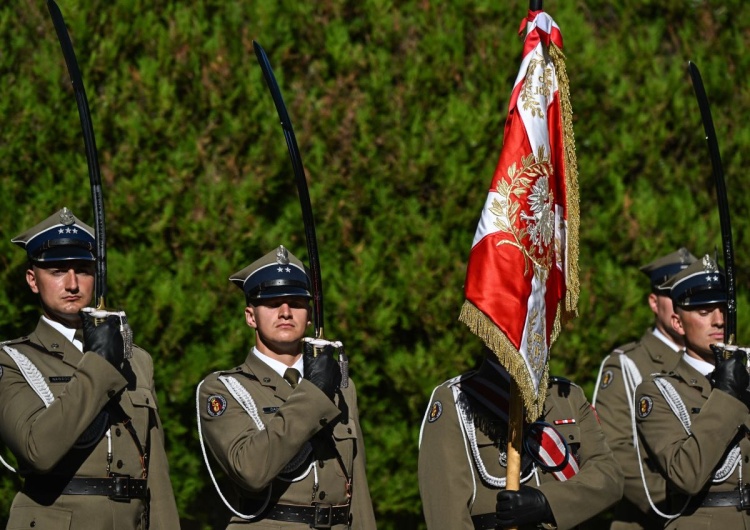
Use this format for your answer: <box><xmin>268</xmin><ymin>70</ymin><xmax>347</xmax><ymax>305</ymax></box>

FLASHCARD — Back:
<box><xmin>549</xmin><ymin>43</ymin><xmax>580</xmax><ymax>321</ymax></box>
<box><xmin>459</xmin><ymin>301</ymin><xmax>548</xmax><ymax>422</ymax></box>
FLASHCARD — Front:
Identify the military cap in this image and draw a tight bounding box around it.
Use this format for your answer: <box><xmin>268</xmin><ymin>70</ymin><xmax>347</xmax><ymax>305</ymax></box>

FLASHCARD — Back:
<box><xmin>664</xmin><ymin>254</ymin><xmax>726</xmax><ymax>308</ymax></box>
<box><xmin>12</xmin><ymin>207</ymin><xmax>96</xmax><ymax>262</ymax></box>
<box><xmin>639</xmin><ymin>247</ymin><xmax>697</xmax><ymax>294</ymax></box>
<box><xmin>230</xmin><ymin>245</ymin><xmax>312</xmax><ymax>302</ymax></box>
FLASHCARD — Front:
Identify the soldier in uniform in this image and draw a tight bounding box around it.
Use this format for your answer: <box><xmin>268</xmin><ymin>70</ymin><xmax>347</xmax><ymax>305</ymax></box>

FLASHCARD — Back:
<box><xmin>0</xmin><ymin>208</ymin><xmax>180</xmax><ymax>529</ymax></box>
<box><xmin>635</xmin><ymin>255</ymin><xmax>750</xmax><ymax>528</ymax></box>
<box><xmin>592</xmin><ymin>248</ymin><xmax>696</xmax><ymax>529</ymax></box>
<box><xmin>419</xmin><ymin>349</ymin><xmax>623</xmax><ymax>529</ymax></box>
<box><xmin>196</xmin><ymin>246</ymin><xmax>376</xmax><ymax>529</ymax></box>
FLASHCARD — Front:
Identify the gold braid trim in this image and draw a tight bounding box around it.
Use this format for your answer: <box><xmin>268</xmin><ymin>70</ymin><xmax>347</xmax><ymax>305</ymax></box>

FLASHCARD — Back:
<box><xmin>549</xmin><ymin>42</ymin><xmax>580</xmax><ymax>319</ymax></box>
<box><xmin>459</xmin><ymin>300</ymin><xmax>548</xmax><ymax>421</ymax></box>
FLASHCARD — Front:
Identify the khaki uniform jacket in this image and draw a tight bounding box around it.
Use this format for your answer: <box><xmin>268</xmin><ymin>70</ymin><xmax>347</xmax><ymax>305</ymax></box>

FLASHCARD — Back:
<box><xmin>0</xmin><ymin>318</ymin><xmax>179</xmax><ymax>530</ymax></box>
<box><xmin>593</xmin><ymin>330</ymin><xmax>682</xmax><ymax>529</ymax></box>
<box><xmin>636</xmin><ymin>358</ymin><xmax>750</xmax><ymax>529</ymax></box>
<box><xmin>419</xmin><ymin>361</ymin><xmax>623</xmax><ymax>530</ymax></box>
<box><xmin>197</xmin><ymin>351</ymin><xmax>376</xmax><ymax>529</ymax></box>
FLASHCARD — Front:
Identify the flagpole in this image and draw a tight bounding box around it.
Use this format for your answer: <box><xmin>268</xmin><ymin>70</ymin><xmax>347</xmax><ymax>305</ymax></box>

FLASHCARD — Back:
<box><xmin>505</xmin><ymin>379</ymin><xmax>524</xmax><ymax>530</ymax></box>
<box><xmin>505</xmin><ymin>1</ymin><xmax>543</xmax><ymax>519</ymax></box>
<box><xmin>506</xmin><ymin>379</ymin><xmax>524</xmax><ymax>488</ymax></box>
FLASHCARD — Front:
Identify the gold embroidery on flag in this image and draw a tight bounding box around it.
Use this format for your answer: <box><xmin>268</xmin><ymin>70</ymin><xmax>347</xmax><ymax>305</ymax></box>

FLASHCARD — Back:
<box><xmin>492</xmin><ymin>145</ymin><xmax>554</xmax><ymax>277</ymax></box>
<box><xmin>520</xmin><ymin>51</ymin><xmax>553</xmax><ymax>119</ymax></box>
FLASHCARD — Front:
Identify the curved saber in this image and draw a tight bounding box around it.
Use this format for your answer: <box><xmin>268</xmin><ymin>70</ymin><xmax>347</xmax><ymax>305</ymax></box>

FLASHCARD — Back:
<box><xmin>688</xmin><ymin>61</ymin><xmax>736</xmax><ymax>343</ymax></box>
<box><xmin>47</xmin><ymin>0</ymin><xmax>107</xmax><ymax>309</ymax></box>
<box><xmin>253</xmin><ymin>41</ymin><xmax>324</xmax><ymax>339</ymax></box>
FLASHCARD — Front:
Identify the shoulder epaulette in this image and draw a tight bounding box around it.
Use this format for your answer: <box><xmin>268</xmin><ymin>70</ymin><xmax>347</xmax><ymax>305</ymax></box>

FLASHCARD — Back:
<box><xmin>220</xmin><ymin>368</ymin><xmax>259</xmax><ymax>382</ymax></box>
<box><xmin>549</xmin><ymin>375</ymin><xmax>574</xmax><ymax>386</ymax></box>
<box><xmin>548</xmin><ymin>375</ymin><xmax>579</xmax><ymax>398</ymax></box>
<box><xmin>611</xmin><ymin>341</ymin><xmax>639</xmax><ymax>355</ymax></box>
<box><xmin>0</xmin><ymin>336</ymin><xmax>31</xmax><ymax>347</ymax></box>
<box><xmin>447</xmin><ymin>371</ymin><xmax>476</xmax><ymax>388</ymax></box>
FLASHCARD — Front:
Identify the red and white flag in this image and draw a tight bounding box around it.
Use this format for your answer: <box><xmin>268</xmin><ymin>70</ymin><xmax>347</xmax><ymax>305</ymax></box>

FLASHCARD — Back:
<box><xmin>459</xmin><ymin>9</ymin><xmax>579</xmax><ymax>421</ymax></box>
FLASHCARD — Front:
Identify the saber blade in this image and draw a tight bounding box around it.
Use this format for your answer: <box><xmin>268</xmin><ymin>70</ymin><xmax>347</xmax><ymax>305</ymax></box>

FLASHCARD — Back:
<box><xmin>253</xmin><ymin>41</ymin><xmax>324</xmax><ymax>339</ymax></box>
<box><xmin>688</xmin><ymin>61</ymin><xmax>736</xmax><ymax>343</ymax></box>
<box><xmin>47</xmin><ymin>0</ymin><xmax>107</xmax><ymax>308</ymax></box>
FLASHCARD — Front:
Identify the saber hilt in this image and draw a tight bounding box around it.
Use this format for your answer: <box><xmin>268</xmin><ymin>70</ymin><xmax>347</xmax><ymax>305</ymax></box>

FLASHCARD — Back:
<box><xmin>81</xmin><ymin>307</ymin><xmax>134</xmax><ymax>360</ymax></box>
<box><xmin>301</xmin><ymin>337</ymin><xmax>349</xmax><ymax>389</ymax></box>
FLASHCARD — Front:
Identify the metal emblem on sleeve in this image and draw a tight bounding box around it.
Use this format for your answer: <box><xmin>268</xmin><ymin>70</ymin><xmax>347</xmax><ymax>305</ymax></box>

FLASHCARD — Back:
<box><xmin>207</xmin><ymin>394</ymin><xmax>228</xmax><ymax>417</ymax></box>
<box><xmin>638</xmin><ymin>396</ymin><xmax>653</xmax><ymax>418</ymax></box>
<box><xmin>427</xmin><ymin>401</ymin><xmax>443</xmax><ymax>423</ymax></box>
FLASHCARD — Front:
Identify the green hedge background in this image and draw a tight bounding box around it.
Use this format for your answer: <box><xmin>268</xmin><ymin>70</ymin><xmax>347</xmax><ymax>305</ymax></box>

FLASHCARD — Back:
<box><xmin>1</xmin><ymin>1</ymin><xmax>749</xmax><ymax>528</ymax></box>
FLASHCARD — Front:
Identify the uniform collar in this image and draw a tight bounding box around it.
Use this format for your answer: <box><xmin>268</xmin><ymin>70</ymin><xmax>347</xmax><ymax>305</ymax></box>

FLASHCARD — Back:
<box><xmin>41</xmin><ymin>316</ymin><xmax>83</xmax><ymax>352</ymax></box>
<box><xmin>29</xmin><ymin>317</ymin><xmax>83</xmax><ymax>367</ymax></box>
<box><xmin>252</xmin><ymin>347</ymin><xmax>304</xmax><ymax>379</ymax></box>
<box><xmin>670</xmin><ymin>356</ymin><xmax>711</xmax><ymax>397</ymax></box>
<box><xmin>240</xmin><ymin>350</ymin><xmax>295</xmax><ymax>400</ymax></box>
<box><xmin>681</xmin><ymin>350</ymin><xmax>714</xmax><ymax>376</ymax></box>
<box><xmin>651</xmin><ymin>326</ymin><xmax>681</xmax><ymax>352</ymax></box>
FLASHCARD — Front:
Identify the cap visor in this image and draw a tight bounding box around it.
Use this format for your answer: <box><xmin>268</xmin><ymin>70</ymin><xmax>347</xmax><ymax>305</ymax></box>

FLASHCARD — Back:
<box><xmin>33</xmin><ymin>247</ymin><xmax>96</xmax><ymax>262</ymax></box>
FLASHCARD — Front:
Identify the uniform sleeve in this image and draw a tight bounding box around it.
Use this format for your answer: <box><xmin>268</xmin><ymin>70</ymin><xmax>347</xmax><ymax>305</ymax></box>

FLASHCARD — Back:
<box><xmin>636</xmin><ymin>379</ymin><xmax>748</xmax><ymax>495</ymax></box>
<box><xmin>139</xmin><ymin>353</ymin><xmax>180</xmax><ymax>530</ymax></box>
<box><xmin>197</xmin><ymin>375</ymin><xmax>342</xmax><ymax>491</ymax></box>
<box><xmin>418</xmin><ymin>384</ymin><xmax>475</xmax><ymax>530</ymax></box>
<box><xmin>0</xmin><ymin>349</ymin><xmax>127</xmax><ymax>473</ymax></box>
<box><xmin>593</xmin><ymin>353</ymin><xmax>665</xmax><ymax>510</ymax></box>
<box><xmin>539</xmin><ymin>386</ymin><xmax>624</xmax><ymax>530</ymax></box>
<box><xmin>346</xmin><ymin>380</ymin><xmax>377</xmax><ymax>530</ymax></box>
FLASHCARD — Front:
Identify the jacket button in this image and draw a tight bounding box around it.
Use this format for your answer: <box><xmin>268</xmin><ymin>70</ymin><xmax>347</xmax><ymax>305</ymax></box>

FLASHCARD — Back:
<box><xmin>51</xmin><ymin>343</ymin><xmax>59</xmax><ymax>349</ymax></box>
<box><xmin>116</xmin><ymin>460</ymin><xmax>124</xmax><ymax>469</ymax></box>
<box><xmin>320</xmin><ymin>418</ymin><xmax>327</xmax><ymax>426</ymax></box>
<box><xmin>347</xmin><ymin>428</ymin><xmax>352</xmax><ymax>434</ymax></box>
<box><xmin>319</xmin><ymin>491</ymin><xmax>326</xmax><ymax>500</ymax></box>
<box><xmin>115</xmin><ymin>428</ymin><xmax>122</xmax><ymax>437</ymax></box>
<box><xmin>107</xmin><ymin>390</ymin><xmax>116</xmax><ymax>398</ymax></box>
<box><xmin>263</xmin><ymin>377</ymin><xmax>271</xmax><ymax>383</ymax></box>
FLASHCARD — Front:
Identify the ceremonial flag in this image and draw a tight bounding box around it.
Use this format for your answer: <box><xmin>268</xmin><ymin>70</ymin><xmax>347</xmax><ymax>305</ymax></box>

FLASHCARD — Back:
<box><xmin>459</xmin><ymin>8</ymin><xmax>579</xmax><ymax>421</ymax></box>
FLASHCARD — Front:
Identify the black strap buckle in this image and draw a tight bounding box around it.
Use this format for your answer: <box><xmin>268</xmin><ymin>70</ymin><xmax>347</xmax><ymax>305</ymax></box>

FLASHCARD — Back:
<box><xmin>312</xmin><ymin>503</ymin><xmax>333</xmax><ymax>528</ymax></box>
<box><xmin>110</xmin><ymin>474</ymin><xmax>132</xmax><ymax>501</ymax></box>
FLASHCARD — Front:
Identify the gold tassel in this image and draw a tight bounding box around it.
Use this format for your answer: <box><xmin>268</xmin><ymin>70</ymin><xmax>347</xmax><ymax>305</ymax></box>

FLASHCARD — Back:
<box><xmin>459</xmin><ymin>301</ymin><xmax>548</xmax><ymax>422</ymax></box>
<box><xmin>549</xmin><ymin>43</ymin><xmax>580</xmax><ymax>321</ymax></box>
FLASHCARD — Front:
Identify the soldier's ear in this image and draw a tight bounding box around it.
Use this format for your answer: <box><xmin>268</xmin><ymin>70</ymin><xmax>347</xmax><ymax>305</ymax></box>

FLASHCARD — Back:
<box><xmin>26</xmin><ymin>268</ymin><xmax>39</xmax><ymax>294</ymax></box>
<box><xmin>245</xmin><ymin>305</ymin><xmax>258</xmax><ymax>329</ymax></box>
<box><xmin>671</xmin><ymin>312</ymin><xmax>685</xmax><ymax>337</ymax></box>
<box><xmin>647</xmin><ymin>292</ymin><xmax>659</xmax><ymax>315</ymax></box>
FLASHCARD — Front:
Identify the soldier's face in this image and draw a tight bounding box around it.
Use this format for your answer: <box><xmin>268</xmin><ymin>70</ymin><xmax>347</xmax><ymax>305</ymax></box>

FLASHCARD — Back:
<box><xmin>245</xmin><ymin>296</ymin><xmax>311</xmax><ymax>356</ymax></box>
<box><xmin>672</xmin><ymin>304</ymin><xmax>726</xmax><ymax>362</ymax></box>
<box><xmin>26</xmin><ymin>261</ymin><xmax>95</xmax><ymax>327</ymax></box>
